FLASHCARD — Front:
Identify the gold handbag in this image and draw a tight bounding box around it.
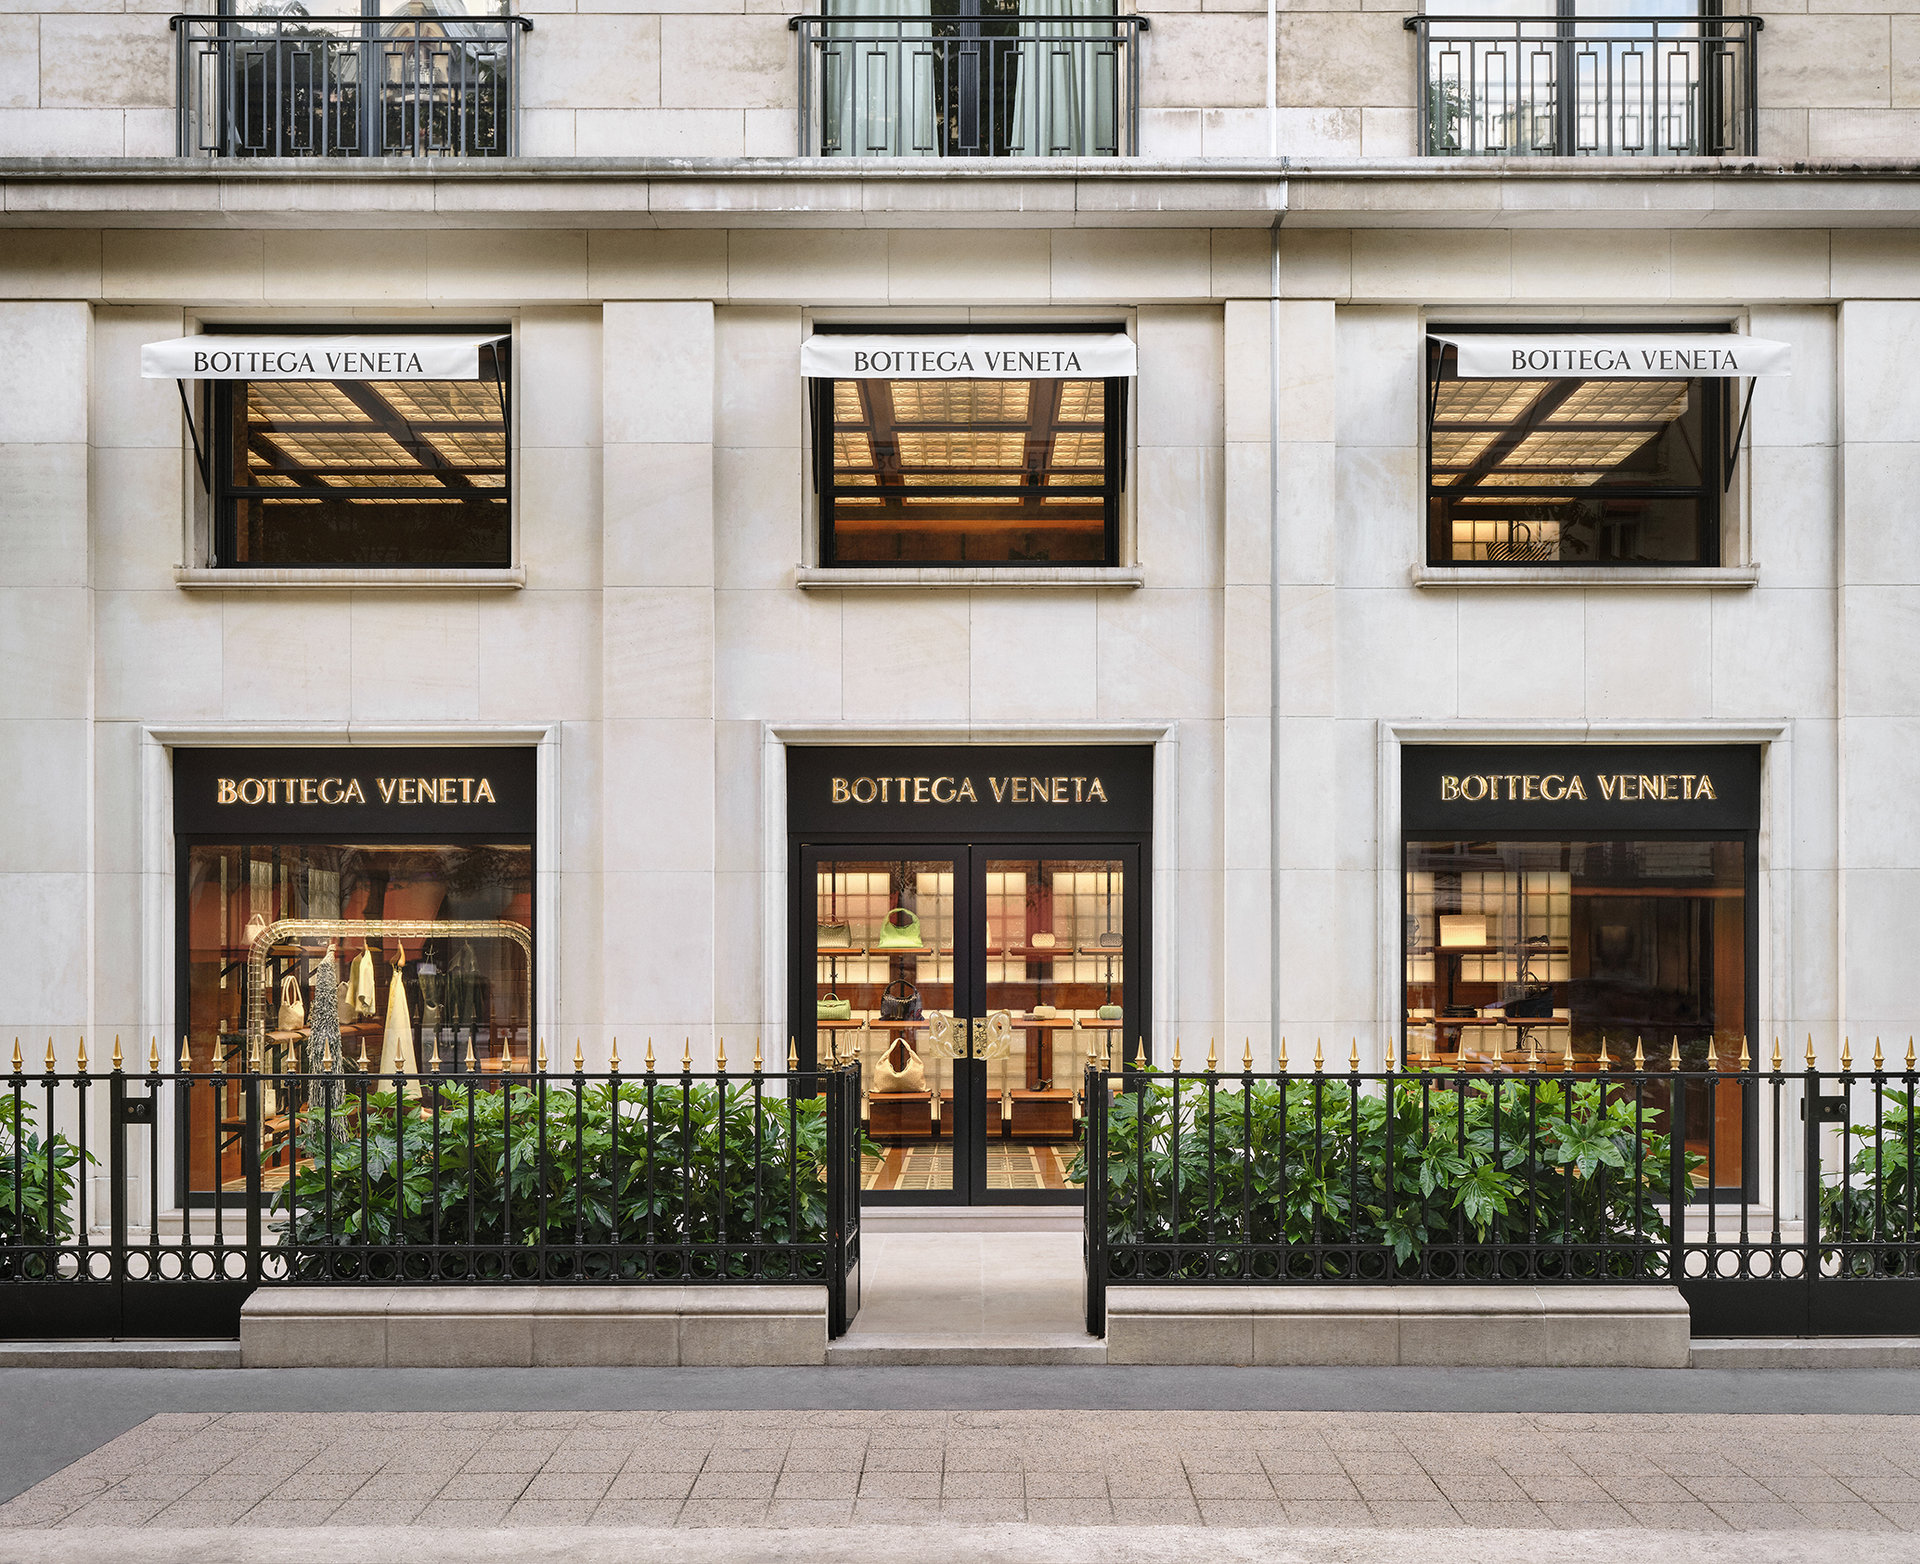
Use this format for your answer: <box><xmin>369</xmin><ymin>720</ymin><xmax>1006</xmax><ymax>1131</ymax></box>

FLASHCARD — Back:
<box><xmin>870</xmin><ymin>1037</ymin><xmax>926</xmax><ymax>1093</ymax></box>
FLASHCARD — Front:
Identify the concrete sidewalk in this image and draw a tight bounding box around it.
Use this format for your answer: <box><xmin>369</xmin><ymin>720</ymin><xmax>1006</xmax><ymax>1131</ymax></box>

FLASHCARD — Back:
<box><xmin>5</xmin><ymin>1408</ymin><xmax>1920</xmax><ymax>1537</ymax></box>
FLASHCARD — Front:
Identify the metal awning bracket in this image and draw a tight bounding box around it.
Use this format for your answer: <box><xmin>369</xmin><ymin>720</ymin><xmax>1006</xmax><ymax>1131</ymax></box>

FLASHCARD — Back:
<box><xmin>1723</xmin><ymin>377</ymin><xmax>1759</xmax><ymax>494</ymax></box>
<box><xmin>176</xmin><ymin>378</ymin><xmax>210</xmax><ymax>491</ymax></box>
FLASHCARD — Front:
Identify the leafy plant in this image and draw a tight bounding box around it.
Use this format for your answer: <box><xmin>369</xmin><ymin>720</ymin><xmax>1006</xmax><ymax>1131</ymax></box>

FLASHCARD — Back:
<box><xmin>0</xmin><ymin>1093</ymin><xmax>91</xmax><ymax>1268</ymax></box>
<box><xmin>1075</xmin><ymin>1068</ymin><xmax>1698</xmax><ymax>1281</ymax></box>
<box><xmin>274</xmin><ymin>1078</ymin><xmax>857</xmax><ymax>1282</ymax></box>
<box><xmin>1821</xmin><ymin>1087</ymin><xmax>1920</xmax><ymax>1276</ymax></box>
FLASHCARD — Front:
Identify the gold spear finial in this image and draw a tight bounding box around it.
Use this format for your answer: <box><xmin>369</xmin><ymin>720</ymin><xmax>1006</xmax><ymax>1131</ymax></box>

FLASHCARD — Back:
<box><xmin>322</xmin><ymin>1039</ymin><xmax>334</xmax><ymax>1072</ymax></box>
<box><xmin>357</xmin><ymin>1038</ymin><xmax>370</xmax><ymax>1071</ymax></box>
<box><xmin>464</xmin><ymin>1037</ymin><xmax>476</xmax><ymax>1072</ymax></box>
<box><xmin>612</xmin><ymin>1037</ymin><xmax>623</xmax><ymax>1071</ymax></box>
<box><xmin>76</xmin><ymin>1038</ymin><xmax>88</xmax><ymax>1075</ymax></box>
<box><xmin>1772</xmin><ymin>1037</ymin><xmax>1783</xmax><ymax>1073</ymax></box>
<box><xmin>753</xmin><ymin>1037</ymin><xmax>763</xmax><ymax>1072</ymax></box>
<box><xmin>1806</xmin><ymin>1034</ymin><xmax>1817</xmax><ymax>1068</ymax></box>
<box><xmin>574</xmin><ymin>1038</ymin><xmax>585</xmax><ymax>1072</ymax></box>
<box><xmin>1278</xmin><ymin>1037</ymin><xmax>1288</xmax><ymax>1071</ymax></box>
<box><xmin>45</xmin><ymin>1037</ymin><xmax>56</xmax><ymax>1072</ymax></box>
<box><xmin>683</xmin><ymin>1037</ymin><xmax>693</xmax><ymax>1072</ymax></box>
<box><xmin>1669</xmin><ymin>1035</ymin><xmax>1682</xmax><ymax>1071</ymax></box>
<box><xmin>717</xmin><ymin>1037</ymin><xmax>728</xmax><ymax>1072</ymax></box>
<box><xmin>1313</xmin><ymin>1038</ymin><xmax>1325</xmax><ymax>1073</ymax></box>
<box><xmin>1525</xmin><ymin>1038</ymin><xmax>1539</xmax><ymax>1072</ymax></box>
<box><xmin>149</xmin><ymin>1037</ymin><xmax>160</xmax><ymax>1073</ymax></box>
<box><xmin>1739</xmin><ymin>1037</ymin><xmax>1751</xmax><ymax>1071</ymax></box>
<box><xmin>1597</xmin><ymin>1038</ymin><xmax>1611</xmax><ymax>1070</ymax></box>
<box><xmin>1171</xmin><ymin>1037</ymin><xmax>1182</xmax><ymax>1071</ymax></box>
<box><xmin>646</xmin><ymin>1038</ymin><xmax>657</xmax><ymax>1072</ymax></box>
<box><xmin>1842</xmin><ymin>1037</ymin><xmax>1853</xmax><ymax>1071</ymax></box>
<box><xmin>1909</xmin><ymin>1037</ymin><xmax>1917</xmax><ymax>1073</ymax></box>
<box><xmin>1244</xmin><ymin>1037</ymin><xmax>1254</xmax><ymax>1071</ymax></box>
<box><xmin>787</xmin><ymin>1037</ymin><xmax>798</xmax><ymax>1071</ymax></box>
<box><xmin>536</xmin><ymin>1038</ymin><xmax>547</xmax><ymax>1072</ymax></box>
<box><xmin>1350</xmin><ymin>1038</ymin><xmax>1361</xmax><ymax>1071</ymax></box>
<box><xmin>1206</xmin><ymin>1038</ymin><xmax>1217</xmax><ymax>1073</ymax></box>
<box><xmin>112</xmin><ymin>1036</ymin><xmax>123</xmax><ymax>1072</ymax></box>
<box><xmin>1633</xmin><ymin>1037</ymin><xmax>1645</xmax><ymax>1071</ymax></box>
<box><xmin>1705</xmin><ymin>1037</ymin><xmax>1718</xmax><ymax>1071</ymax></box>
<box><xmin>1561</xmin><ymin>1043</ymin><xmax>1574</xmax><ymax>1074</ymax></box>
<box><xmin>10</xmin><ymin>1039</ymin><xmax>20</xmax><ymax>1074</ymax></box>
<box><xmin>1875</xmin><ymin>1037</ymin><xmax>1886</xmax><ymax>1071</ymax></box>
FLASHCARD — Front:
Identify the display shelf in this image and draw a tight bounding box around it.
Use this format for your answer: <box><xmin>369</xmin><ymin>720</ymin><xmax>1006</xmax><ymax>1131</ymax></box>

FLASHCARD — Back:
<box><xmin>815</xmin><ymin>944</ymin><xmax>867</xmax><ymax>957</ymax></box>
<box><xmin>1006</xmin><ymin>944</ymin><xmax>1069</xmax><ymax>958</ymax></box>
<box><xmin>1079</xmin><ymin>944</ymin><xmax>1125</xmax><ymax>956</ymax></box>
<box><xmin>1413</xmin><ymin>943</ymin><xmax>1569</xmax><ymax>956</ymax></box>
<box><xmin>865</xmin><ymin>945</ymin><xmax>937</xmax><ymax>956</ymax></box>
<box><xmin>1015</xmin><ymin>1017</ymin><xmax>1121</xmax><ymax>1029</ymax></box>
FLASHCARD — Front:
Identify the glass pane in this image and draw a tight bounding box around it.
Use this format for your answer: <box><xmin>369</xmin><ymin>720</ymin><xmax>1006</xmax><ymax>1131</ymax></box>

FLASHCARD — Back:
<box><xmin>182</xmin><ymin>841</ymin><xmax>534</xmax><ymax>1200</ymax></box>
<box><xmin>827</xmin><ymin>376</ymin><xmax>1111</xmax><ymax>565</ymax></box>
<box><xmin>1404</xmin><ymin>837</ymin><xmax>1747</xmax><ymax>1185</ymax></box>
<box><xmin>819</xmin><ymin>859</ymin><xmax>957</xmax><ymax>1194</ymax></box>
<box><xmin>983</xmin><ymin>857</ymin><xmax>1121</xmax><ymax>1191</ymax></box>
<box><xmin>222</xmin><ymin>348</ymin><xmax>509</xmax><ymax>566</ymax></box>
<box><xmin>1429</xmin><ymin>365</ymin><xmax>1715</xmax><ymax>565</ymax></box>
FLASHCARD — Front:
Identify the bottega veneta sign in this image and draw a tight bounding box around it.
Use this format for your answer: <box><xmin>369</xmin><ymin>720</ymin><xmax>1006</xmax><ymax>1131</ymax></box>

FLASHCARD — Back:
<box><xmin>1403</xmin><ymin>745</ymin><xmax>1760</xmax><ymax>834</ymax></box>
<box><xmin>174</xmin><ymin>747</ymin><xmax>536</xmax><ymax>835</ymax></box>
<box><xmin>800</xmin><ymin>332</ymin><xmax>1137</xmax><ymax>382</ymax></box>
<box><xmin>788</xmin><ymin>745</ymin><xmax>1152</xmax><ymax>835</ymax></box>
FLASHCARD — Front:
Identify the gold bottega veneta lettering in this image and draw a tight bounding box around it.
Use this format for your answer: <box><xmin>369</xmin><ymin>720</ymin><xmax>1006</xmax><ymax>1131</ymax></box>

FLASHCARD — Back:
<box><xmin>218</xmin><ymin>774</ymin><xmax>487</xmax><ymax>806</ymax></box>
<box><xmin>829</xmin><ymin>774</ymin><xmax>1102</xmax><ymax>806</ymax></box>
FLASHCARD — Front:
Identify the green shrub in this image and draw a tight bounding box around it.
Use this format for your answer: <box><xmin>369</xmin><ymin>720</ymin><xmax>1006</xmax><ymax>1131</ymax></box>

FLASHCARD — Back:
<box><xmin>0</xmin><ymin>1095</ymin><xmax>90</xmax><ymax>1265</ymax></box>
<box><xmin>273</xmin><ymin>1078</ymin><xmax>850</xmax><ymax>1280</ymax></box>
<box><xmin>1821</xmin><ymin>1087</ymin><xmax>1920</xmax><ymax>1275</ymax></box>
<box><xmin>1075</xmin><ymin>1068</ymin><xmax>1696</xmax><ymax>1280</ymax></box>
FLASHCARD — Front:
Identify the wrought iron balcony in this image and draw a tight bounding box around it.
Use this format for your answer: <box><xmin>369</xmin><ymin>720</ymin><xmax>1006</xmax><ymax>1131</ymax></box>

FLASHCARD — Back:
<box><xmin>172</xmin><ymin>12</ymin><xmax>532</xmax><ymax>158</ymax></box>
<box><xmin>1405</xmin><ymin>13</ymin><xmax>1760</xmax><ymax>157</ymax></box>
<box><xmin>790</xmin><ymin>12</ymin><xmax>1147</xmax><ymax>158</ymax></box>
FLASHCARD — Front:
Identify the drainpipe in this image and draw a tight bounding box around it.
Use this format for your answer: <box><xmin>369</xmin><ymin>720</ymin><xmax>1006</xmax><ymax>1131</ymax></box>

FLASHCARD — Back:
<box><xmin>1267</xmin><ymin>0</ymin><xmax>1278</xmax><ymax>156</ymax></box>
<box><xmin>1268</xmin><ymin>219</ymin><xmax>1283</xmax><ymax>1064</ymax></box>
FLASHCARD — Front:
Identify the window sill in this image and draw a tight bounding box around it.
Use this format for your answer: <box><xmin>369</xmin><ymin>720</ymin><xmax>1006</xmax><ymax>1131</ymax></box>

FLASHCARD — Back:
<box><xmin>795</xmin><ymin>566</ymin><xmax>1145</xmax><ymax>591</ymax></box>
<box><xmin>174</xmin><ymin>567</ymin><xmax>526</xmax><ymax>591</ymax></box>
<box><xmin>1410</xmin><ymin>565</ymin><xmax>1759</xmax><ymax>591</ymax></box>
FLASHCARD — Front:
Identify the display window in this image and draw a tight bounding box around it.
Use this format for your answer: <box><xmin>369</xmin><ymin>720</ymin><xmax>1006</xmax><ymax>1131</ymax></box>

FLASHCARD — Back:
<box><xmin>172</xmin><ymin>747</ymin><xmax>535</xmax><ymax>1203</ymax></box>
<box><xmin>205</xmin><ymin>330</ymin><xmax>510</xmax><ymax>567</ymax></box>
<box><xmin>1426</xmin><ymin>328</ymin><xmax>1728</xmax><ymax>567</ymax></box>
<box><xmin>1401</xmin><ymin>744</ymin><xmax>1761</xmax><ymax>1193</ymax></box>
<box><xmin>804</xmin><ymin>329</ymin><xmax>1132</xmax><ymax>567</ymax></box>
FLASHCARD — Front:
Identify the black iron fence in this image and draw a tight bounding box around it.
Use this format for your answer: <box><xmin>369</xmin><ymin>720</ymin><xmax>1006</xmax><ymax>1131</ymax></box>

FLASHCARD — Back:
<box><xmin>172</xmin><ymin>12</ymin><xmax>532</xmax><ymax>158</ymax></box>
<box><xmin>2</xmin><ymin>1041</ymin><xmax>862</xmax><ymax>1338</ymax></box>
<box><xmin>1405</xmin><ymin>13</ymin><xmax>1759</xmax><ymax>157</ymax></box>
<box><xmin>1082</xmin><ymin>1042</ymin><xmax>1920</xmax><ymax>1337</ymax></box>
<box><xmin>791</xmin><ymin>13</ymin><xmax>1147</xmax><ymax>157</ymax></box>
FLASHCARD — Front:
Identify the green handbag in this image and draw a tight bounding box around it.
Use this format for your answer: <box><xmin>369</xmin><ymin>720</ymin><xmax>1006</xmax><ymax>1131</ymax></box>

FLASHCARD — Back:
<box><xmin>872</xmin><ymin>907</ymin><xmax>922</xmax><ymax>950</ymax></box>
<box><xmin>1098</xmin><ymin>1004</ymin><xmax>1123</xmax><ymax>1021</ymax></box>
<box><xmin>817</xmin><ymin>991</ymin><xmax>851</xmax><ymax>1021</ymax></box>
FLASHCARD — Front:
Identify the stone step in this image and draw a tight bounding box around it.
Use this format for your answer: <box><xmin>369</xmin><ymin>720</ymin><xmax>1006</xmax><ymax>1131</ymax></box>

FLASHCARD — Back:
<box><xmin>1690</xmin><ymin>1336</ymin><xmax>1920</xmax><ymax>1369</ymax></box>
<box><xmin>0</xmin><ymin>1339</ymin><xmax>242</xmax><ymax>1368</ymax></box>
<box><xmin>827</xmin><ymin>1331</ymin><xmax>1106</xmax><ymax>1365</ymax></box>
<box><xmin>859</xmin><ymin>1205</ymin><xmax>1083</xmax><ymax>1234</ymax></box>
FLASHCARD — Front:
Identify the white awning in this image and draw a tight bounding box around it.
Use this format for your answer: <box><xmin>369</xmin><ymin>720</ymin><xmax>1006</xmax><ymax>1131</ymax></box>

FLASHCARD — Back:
<box><xmin>801</xmin><ymin>332</ymin><xmax>1136</xmax><ymax>380</ymax></box>
<box><xmin>141</xmin><ymin>333</ymin><xmax>508</xmax><ymax>381</ymax></box>
<box><xmin>1430</xmin><ymin>332</ymin><xmax>1792</xmax><ymax>380</ymax></box>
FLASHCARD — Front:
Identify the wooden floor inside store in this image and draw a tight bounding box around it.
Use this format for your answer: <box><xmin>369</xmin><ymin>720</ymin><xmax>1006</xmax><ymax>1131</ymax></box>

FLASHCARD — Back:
<box><xmin>862</xmin><ymin>1143</ymin><xmax>1080</xmax><ymax>1192</ymax></box>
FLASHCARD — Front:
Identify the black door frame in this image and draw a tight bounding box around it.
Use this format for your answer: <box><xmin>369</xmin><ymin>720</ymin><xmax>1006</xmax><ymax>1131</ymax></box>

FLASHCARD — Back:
<box><xmin>790</xmin><ymin>832</ymin><xmax>1150</xmax><ymax>1206</ymax></box>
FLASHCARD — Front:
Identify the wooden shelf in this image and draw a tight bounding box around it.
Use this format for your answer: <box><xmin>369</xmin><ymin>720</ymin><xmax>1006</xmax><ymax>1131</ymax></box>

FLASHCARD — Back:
<box><xmin>1416</xmin><ymin>943</ymin><xmax>1569</xmax><ymax>956</ymax></box>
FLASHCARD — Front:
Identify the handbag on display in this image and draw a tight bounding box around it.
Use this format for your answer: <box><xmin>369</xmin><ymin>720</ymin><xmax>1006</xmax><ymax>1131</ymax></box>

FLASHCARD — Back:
<box><xmin>870</xmin><ymin>1037</ymin><xmax>926</xmax><ymax>1093</ymax></box>
<box><xmin>817</xmin><ymin>922</ymin><xmax>853</xmax><ymax>948</ymax></box>
<box><xmin>1502</xmin><ymin>987</ymin><xmax>1555</xmax><ymax>1020</ymax></box>
<box><xmin>1028</xmin><ymin>931</ymin><xmax>1057</xmax><ymax>950</ymax></box>
<box><xmin>873</xmin><ymin>908</ymin><xmax>922</xmax><ymax>949</ymax></box>
<box><xmin>1096</xmin><ymin>930</ymin><xmax>1122</xmax><ymax>949</ymax></box>
<box><xmin>243</xmin><ymin>913</ymin><xmax>269</xmax><ymax>950</ymax></box>
<box><xmin>276</xmin><ymin>972</ymin><xmax>306</xmax><ymax>1032</ymax></box>
<box><xmin>1098</xmin><ymin>1004</ymin><xmax>1123</xmax><ymax>1021</ymax></box>
<box><xmin>1029</xmin><ymin>1004</ymin><xmax>1057</xmax><ymax>1020</ymax></box>
<box><xmin>878</xmin><ymin>979</ymin><xmax>921</xmax><ymax>1022</ymax></box>
<box><xmin>817</xmin><ymin>992</ymin><xmax>852</xmax><ymax>1022</ymax></box>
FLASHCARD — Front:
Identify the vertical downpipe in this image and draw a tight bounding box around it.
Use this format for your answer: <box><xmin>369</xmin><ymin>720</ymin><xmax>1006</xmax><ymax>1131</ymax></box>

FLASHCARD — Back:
<box><xmin>1268</xmin><ymin>222</ymin><xmax>1284</xmax><ymax>1064</ymax></box>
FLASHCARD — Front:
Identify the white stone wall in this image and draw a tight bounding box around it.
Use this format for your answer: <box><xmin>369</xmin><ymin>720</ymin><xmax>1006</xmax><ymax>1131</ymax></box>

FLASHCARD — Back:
<box><xmin>1</xmin><ymin>0</ymin><xmax>1913</xmax><ymax>159</ymax></box>
<box><xmin>0</xmin><ymin>222</ymin><xmax>1898</xmax><ymax>1087</ymax></box>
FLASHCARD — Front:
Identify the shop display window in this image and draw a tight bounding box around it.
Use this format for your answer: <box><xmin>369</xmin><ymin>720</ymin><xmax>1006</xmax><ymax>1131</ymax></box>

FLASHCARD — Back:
<box><xmin>1404</xmin><ymin>837</ymin><xmax>1750</xmax><ymax>1185</ymax></box>
<box><xmin>181</xmin><ymin>841</ymin><xmax>532</xmax><ymax>1199</ymax></box>
<box><xmin>1426</xmin><ymin>338</ymin><xmax>1725</xmax><ymax>566</ymax></box>
<box><xmin>212</xmin><ymin>338</ymin><xmax>510</xmax><ymax>567</ymax></box>
<box><xmin>813</xmin><ymin>374</ymin><xmax>1123</xmax><ymax>566</ymax></box>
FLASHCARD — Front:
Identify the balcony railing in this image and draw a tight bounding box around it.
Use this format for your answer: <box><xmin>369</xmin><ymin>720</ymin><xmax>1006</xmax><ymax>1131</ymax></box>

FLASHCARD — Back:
<box><xmin>791</xmin><ymin>12</ymin><xmax>1147</xmax><ymax>157</ymax></box>
<box><xmin>172</xmin><ymin>12</ymin><xmax>532</xmax><ymax>158</ymax></box>
<box><xmin>1405</xmin><ymin>13</ymin><xmax>1759</xmax><ymax>157</ymax></box>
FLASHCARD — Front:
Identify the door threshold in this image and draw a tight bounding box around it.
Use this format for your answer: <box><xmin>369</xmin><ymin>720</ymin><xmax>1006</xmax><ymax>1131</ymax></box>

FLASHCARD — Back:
<box><xmin>828</xmin><ymin>1331</ymin><xmax>1105</xmax><ymax>1365</ymax></box>
<box><xmin>860</xmin><ymin>1204</ymin><xmax>1083</xmax><ymax>1233</ymax></box>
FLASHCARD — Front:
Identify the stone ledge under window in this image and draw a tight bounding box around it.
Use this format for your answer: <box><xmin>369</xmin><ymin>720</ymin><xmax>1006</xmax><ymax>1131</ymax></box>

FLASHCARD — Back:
<box><xmin>1410</xmin><ymin>565</ymin><xmax>1760</xmax><ymax>591</ymax></box>
<box><xmin>795</xmin><ymin>566</ymin><xmax>1145</xmax><ymax>591</ymax></box>
<box><xmin>174</xmin><ymin>567</ymin><xmax>526</xmax><ymax>591</ymax></box>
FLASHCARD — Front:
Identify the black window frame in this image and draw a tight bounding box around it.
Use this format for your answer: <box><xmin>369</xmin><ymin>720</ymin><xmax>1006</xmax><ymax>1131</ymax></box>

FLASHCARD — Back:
<box><xmin>810</xmin><ymin>323</ymin><xmax>1128</xmax><ymax>570</ymax></box>
<box><xmin>1425</xmin><ymin>323</ymin><xmax>1730</xmax><ymax>569</ymax></box>
<box><xmin>207</xmin><ymin>323</ymin><xmax>512</xmax><ymax>570</ymax></box>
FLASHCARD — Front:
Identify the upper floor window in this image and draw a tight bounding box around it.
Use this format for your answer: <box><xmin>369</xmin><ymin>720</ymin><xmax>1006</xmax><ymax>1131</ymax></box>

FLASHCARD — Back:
<box><xmin>180</xmin><ymin>0</ymin><xmax>529</xmax><ymax>158</ymax></box>
<box><xmin>142</xmin><ymin>329</ymin><xmax>511</xmax><ymax>569</ymax></box>
<box><xmin>805</xmin><ymin>330</ymin><xmax>1134</xmax><ymax>568</ymax></box>
<box><xmin>1423</xmin><ymin>328</ymin><xmax>1786</xmax><ymax>569</ymax></box>
<box><xmin>795</xmin><ymin>1</ymin><xmax>1145</xmax><ymax>157</ymax></box>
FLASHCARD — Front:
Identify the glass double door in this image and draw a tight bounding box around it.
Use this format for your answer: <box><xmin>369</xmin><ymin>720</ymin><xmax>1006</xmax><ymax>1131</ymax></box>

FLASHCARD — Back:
<box><xmin>804</xmin><ymin>842</ymin><xmax>1138</xmax><ymax>1204</ymax></box>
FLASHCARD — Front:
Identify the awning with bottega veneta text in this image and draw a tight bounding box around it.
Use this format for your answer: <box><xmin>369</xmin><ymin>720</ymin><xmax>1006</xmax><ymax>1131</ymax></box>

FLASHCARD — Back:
<box><xmin>801</xmin><ymin>333</ymin><xmax>1137</xmax><ymax>380</ymax></box>
<box><xmin>141</xmin><ymin>333</ymin><xmax>509</xmax><ymax>381</ymax></box>
<box><xmin>1428</xmin><ymin>332</ymin><xmax>1792</xmax><ymax>380</ymax></box>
